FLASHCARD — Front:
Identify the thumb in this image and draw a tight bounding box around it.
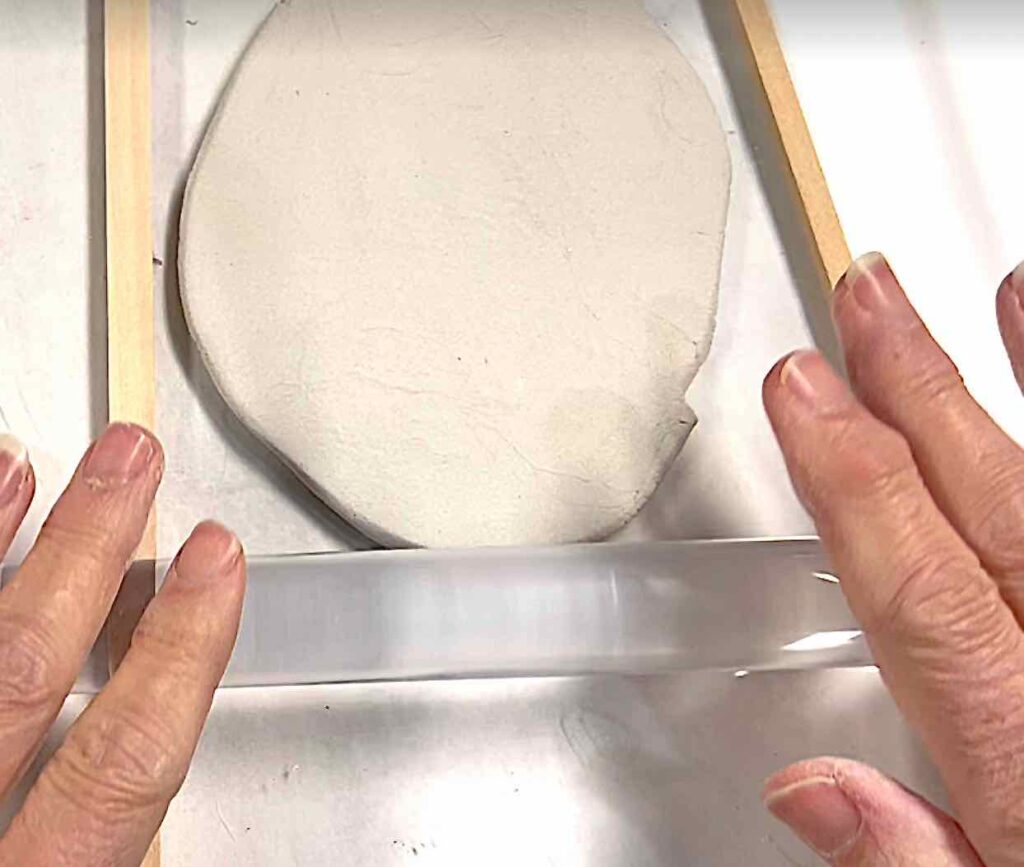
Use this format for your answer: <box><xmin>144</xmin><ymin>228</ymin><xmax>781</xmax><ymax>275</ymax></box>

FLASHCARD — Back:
<box><xmin>762</xmin><ymin>757</ymin><xmax>983</xmax><ymax>866</ymax></box>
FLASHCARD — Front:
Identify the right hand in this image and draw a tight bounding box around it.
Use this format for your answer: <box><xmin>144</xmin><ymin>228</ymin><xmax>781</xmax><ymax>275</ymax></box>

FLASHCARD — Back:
<box><xmin>760</xmin><ymin>253</ymin><xmax>1024</xmax><ymax>865</ymax></box>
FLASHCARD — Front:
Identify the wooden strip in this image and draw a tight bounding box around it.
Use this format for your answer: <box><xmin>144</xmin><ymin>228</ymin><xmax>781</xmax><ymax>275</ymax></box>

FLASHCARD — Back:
<box><xmin>104</xmin><ymin>0</ymin><xmax>156</xmax><ymax>640</ymax></box>
<box><xmin>104</xmin><ymin>1</ymin><xmax>159</xmax><ymax>864</ymax></box>
<box><xmin>105</xmin><ymin>0</ymin><xmax>156</xmax><ymax>433</ymax></box>
<box><xmin>733</xmin><ymin>0</ymin><xmax>852</xmax><ymax>288</ymax></box>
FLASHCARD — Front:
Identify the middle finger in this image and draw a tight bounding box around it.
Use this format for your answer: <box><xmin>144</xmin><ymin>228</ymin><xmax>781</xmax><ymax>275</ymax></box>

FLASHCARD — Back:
<box><xmin>832</xmin><ymin>253</ymin><xmax>1024</xmax><ymax>618</ymax></box>
<box><xmin>0</xmin><ymin>423</ymin><xmax>163</xmax><ymax>799</ymax></box>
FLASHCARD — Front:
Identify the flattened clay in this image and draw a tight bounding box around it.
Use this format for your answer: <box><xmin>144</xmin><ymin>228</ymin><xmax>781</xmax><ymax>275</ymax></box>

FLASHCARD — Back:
<box><xmin>180</xmin><ymin>0</ymin><xmax>730</xmax><ymax>547</ymax></box>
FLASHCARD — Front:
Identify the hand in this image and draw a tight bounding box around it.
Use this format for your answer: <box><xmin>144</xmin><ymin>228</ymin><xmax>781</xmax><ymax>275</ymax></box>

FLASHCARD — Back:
<box><xmin>760</xmin><ymin>253</ymin><xmax>1024</xmax><ymax>865</ymax></box>
<box><xmin>0</xmin><ymin>424</ymin><xmax>245</xmax><ymax>866</ymax></box>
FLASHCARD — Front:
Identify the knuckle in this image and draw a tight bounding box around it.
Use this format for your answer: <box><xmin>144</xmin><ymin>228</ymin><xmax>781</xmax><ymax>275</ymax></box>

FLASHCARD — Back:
<box><xmin>894</xmin><ymin>350</ymin><xmax>964</xmax><ymax>407</ymax></box>
<box><xmin>130</xmin><ymin>617</ymin><xmax>203</xmax><ymax>679</ymax></box>
<box><xmin>0</xmin><ymin>612</ymin><xmax>66</xmax><ymax>718</ymax></box>
<box><xmin>852</xmin><ymin>328</ymin><xmax>964</xmax><ymax>406</ymax></box>
<box><xmin>51</xmin><ymin>705</ymin><xmax>189</xmax><ymax>816</ymax></box>
<box><xmin>824</xmin><ymin>420</ymin><xmax>918</xmax><ymax>505</ymax></box>
<box><xmin>871</xmin><ymin>545</ymin><xmax>1007</xmax><ymax>650</ymax></box>
<box><xmin>37</xmin><ymin>512</ymin><xmax>133</xmax><ymax>572</ymax></box>
<box><xmin>962</xmin><ymin>460</ymin><xmax>1024</xmax><ymax>576</ymax></box>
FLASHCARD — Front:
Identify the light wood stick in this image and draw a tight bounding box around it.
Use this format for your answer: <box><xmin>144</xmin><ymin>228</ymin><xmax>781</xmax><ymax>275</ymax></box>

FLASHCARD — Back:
<box><xmin>733</xmin><ymin>0</ymin><xmax>852</xmax><ymax>288</ymax></box>
<box><xmin>104</xmin><ymin>1</ymin><xmax>159</xmax><ymax>863</ymax></box>
<box><xmin>104</xmin><ymin>0</ymin><xmax>155</xmax><ymax>430</ymax></box>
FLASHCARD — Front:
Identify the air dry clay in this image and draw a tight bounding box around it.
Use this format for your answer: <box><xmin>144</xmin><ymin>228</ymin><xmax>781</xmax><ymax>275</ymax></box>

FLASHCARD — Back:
<box><xmin>180</xmin><ymin>0</ymin><xmax>731</xmax><ymax>547</ymax></box>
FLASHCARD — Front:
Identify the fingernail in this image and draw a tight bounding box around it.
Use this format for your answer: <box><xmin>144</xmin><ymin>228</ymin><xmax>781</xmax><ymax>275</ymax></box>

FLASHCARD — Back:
<box><xmin>764</xmin><ymin>776</ymin><xmax>863</xmax><ymax>859</ymax></box>
<box><xmin>779</xmin><ymin>350</ymin><xmax>850</xmax><ymax>411</ymax></box>
<box><xmin>177</xmin><ymin>521</ymin><xmax>244</xmax><ymax>580</ymax></box>
<box><xmin>220</xmin><ymin>533</ymin><xmax>243</xmax><ymax>570</ymax></box>
<box><xmin>83</xmin><ymin>423</ymin><xmax>156</xmax><ymax>487</ymax></box>
<box><xmin>836</xmin><ymin>252</ymin><xmax>914</xmax><ymax>322</ymax></box>
<box><xmin>0</xmin><ymin>434</ymin><xmax>29</xmax><ymax>505</ymax></box>
<box><xmin>198</xmin><ymin>520</ymin><xmax>243</xmax><ymax>571</ymax></box>
<box><xmin>1002</xmin><ymin>261</ymin><xmax>1024</xmax><ymax>312</ymax></box>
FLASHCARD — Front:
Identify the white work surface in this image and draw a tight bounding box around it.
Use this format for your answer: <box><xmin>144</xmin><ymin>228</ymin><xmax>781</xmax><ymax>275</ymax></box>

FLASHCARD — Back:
<box><xmin>1</xmin><ymin>0</ymin><xmax>1021</xmax><ymax>863</ymax></box>
<box><xmin>149</xmin><ymin>0</ymin><xmax>814</xmax><ymax>557</ymax></box>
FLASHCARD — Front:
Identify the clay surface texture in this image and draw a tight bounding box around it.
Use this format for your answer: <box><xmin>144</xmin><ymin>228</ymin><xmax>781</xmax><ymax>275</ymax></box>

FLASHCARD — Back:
<box><xmin>180</xmin><ymin>0</ymin><xmax>730</xmax><ymax>547</ymax></box>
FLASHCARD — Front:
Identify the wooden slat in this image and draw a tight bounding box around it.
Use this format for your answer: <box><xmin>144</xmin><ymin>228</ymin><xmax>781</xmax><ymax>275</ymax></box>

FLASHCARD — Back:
<box><xmin>733</xmin><ymin>0</ymin><xmax>852</xmax><ymax>288</ymax></box>
<box><xmin>105</xmin><ymin>0</ymin><xmax>156</xmax><ymax>432</ymax></box>
<box><xmin>104</xmin><ymin>1</ymin><xmax>159</xmax><ymax>864</ymax></box>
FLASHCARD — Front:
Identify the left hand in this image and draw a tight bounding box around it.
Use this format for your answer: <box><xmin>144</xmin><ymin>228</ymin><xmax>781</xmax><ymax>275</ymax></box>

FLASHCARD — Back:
<box><xmin>0</xmin><ymin>424</ymin><xmax>245</xmax><ymax>866</ymax></box>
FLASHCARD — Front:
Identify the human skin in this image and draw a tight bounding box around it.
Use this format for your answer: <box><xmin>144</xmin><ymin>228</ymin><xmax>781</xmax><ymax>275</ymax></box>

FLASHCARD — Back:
<box><xmin>0</xmin><ymin>423</ymin><xmax>245</xmax><ymax>866</ymax></box>
<box><xmin>2</xmin><ymin>252</ymin><xmax>1024</xmax><ymax>865</ymax></box>
<box><xmin>761</xmin><ymin>252</ymin><xmax>1024</xmax><ymax>866</ymax></box>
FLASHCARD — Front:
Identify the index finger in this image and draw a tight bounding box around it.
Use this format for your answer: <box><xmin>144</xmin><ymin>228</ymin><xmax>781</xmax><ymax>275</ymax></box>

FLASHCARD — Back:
<box><xmin>764</xmin><ymin>350</ymin><xmax>1024</xmax><ymax>864</ymax></box>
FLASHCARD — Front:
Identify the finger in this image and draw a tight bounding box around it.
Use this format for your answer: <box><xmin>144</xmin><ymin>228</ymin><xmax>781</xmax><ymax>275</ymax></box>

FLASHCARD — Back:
<box><xmin>833</xmin><ymin>253</ymin><xmax>1024</xmax><ymax>619</ymax></box>
<box><xmin>764</xmin><ymin>351</ymin><xmax>1024</xmax><ymax>863</ymax></box>
<box><xmin>0</xmin><ymin>435</ymin><xmax>35</xmax><ymax>561</ymax></box>
<box><xmin>996</xmin><ymin>263</ymin><xmax>1024</xmax><ymax>393</ymax></box>
<box><xmin>0</xmin><ymin>522</ymin><xmax>245</xmax><ymax>867</ymax></box>
<box><xmin>0</xmin><ymin>423</ymin><xmax>163</xmax><ymax>799</ymax></box>
<box><xmin>763</xmin><ymin>757</ymin><xmax>983</xmax><ymax>865</ymax></box>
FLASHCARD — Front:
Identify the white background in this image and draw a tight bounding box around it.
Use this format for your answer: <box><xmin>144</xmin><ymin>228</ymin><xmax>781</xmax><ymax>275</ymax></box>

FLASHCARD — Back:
<box><xmin>2</xmin><ymin>1</ymin><xmax>1022</xmax><ymax>863</ymax></box>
